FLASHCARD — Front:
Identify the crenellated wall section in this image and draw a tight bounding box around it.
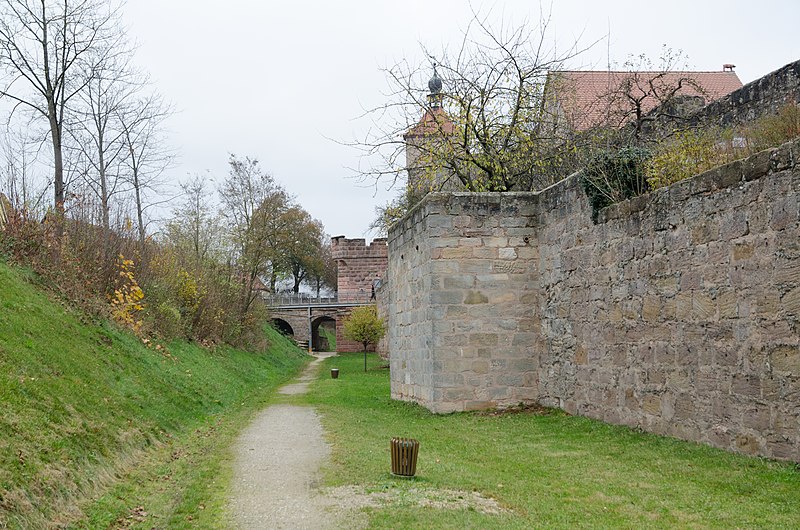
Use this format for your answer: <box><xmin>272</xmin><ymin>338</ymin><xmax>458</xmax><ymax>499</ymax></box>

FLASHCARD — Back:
<box><xmin>331</xmin><ymin>236</ymin><xmax>388</xmax><ymax>353</ymax></box>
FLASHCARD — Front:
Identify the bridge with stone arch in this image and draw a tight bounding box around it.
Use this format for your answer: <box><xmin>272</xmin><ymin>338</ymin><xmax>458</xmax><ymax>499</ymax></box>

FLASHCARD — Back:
<box><xmin>266</xmin><ymin>236</ymin><xmax>388</xmax><ymax>353</ymax></box>
<box><xmin>268</xmin><ymin>298</ymin><xmax>372</xmax><ymax>352</ymax></box>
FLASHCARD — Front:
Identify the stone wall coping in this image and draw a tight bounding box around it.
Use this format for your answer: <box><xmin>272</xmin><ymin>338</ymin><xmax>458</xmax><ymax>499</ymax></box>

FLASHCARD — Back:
<box><xmin>635</xmin><ymin>59</ymin><xmax>800</xmax><ymax>136</ymax></box>
<box><xmin>390</xmin><ymin>136</ymin><xmax>799</xmax><ymax>240</ymax></box>
<box><xmin>388</xmin><ymin>191</ymin><xmax>542</xmax><ymax>245</ymax></box>
<box><xmin>598</xmin><ymin>137</ymin><xmax>799</xmax><ymax>224</ymax></box>
<box><xmin>690</xmin><ymin>59</ymin><xmax>800</xmax><ymax>124</ymax></box>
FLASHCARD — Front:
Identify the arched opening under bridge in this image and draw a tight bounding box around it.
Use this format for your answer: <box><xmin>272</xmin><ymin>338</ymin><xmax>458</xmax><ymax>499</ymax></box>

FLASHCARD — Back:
<box><xmin>312</xmin><ymin>316</ymin><xmax>336</xmax><ymax>352</ymax></box>
<box><xmin>272</xmin><ymin>318</ymin><xmax>294</xmax><ymax>337</ymax></box>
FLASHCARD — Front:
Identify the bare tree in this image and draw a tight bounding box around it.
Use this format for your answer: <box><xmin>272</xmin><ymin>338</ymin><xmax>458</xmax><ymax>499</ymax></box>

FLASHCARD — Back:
<box><xmin>594</xmin><ymin>48</ymin><xmax>708</xmax><ymax>144</ymax></box>
<box><xmin>67</xmin><ymin>52</ymin><xmax>138</xmax><ymax>264</ymax></box>
<box><xmin>0</xmin><ymin>123</ymin><xmax>49</xmax><ymax>218</ymax></box>
<box><xmin>166</xmin><ymin>174</ymin><xmax>221</xmax><ymax>265</ymax></box>
<box><xmin>219</xmin><ymin>155</ymin><xmax>291</xmax><ymax>317</ymax></box>
<box><xmin>0</xmin><ymin>0</ymin><xmax>123</xmax><ymax>221</ymax></box>
<box><xmin>354</xmin><ymin>6</ymin><xmax>590</xmax><ymax>201</ymax></box>
<box><xmin>118</xmin><ymin>91</ymin><xmax>176</xmax><ymax>254</ymax></box>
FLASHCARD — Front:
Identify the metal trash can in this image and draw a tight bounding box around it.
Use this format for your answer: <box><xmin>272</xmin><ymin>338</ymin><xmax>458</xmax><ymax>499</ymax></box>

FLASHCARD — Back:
<box><xmin>390</xmin><ymin>437</ymin><xmax>419</xmax><ymax>477</ymax></box>
<box><xmin>331</xmin><ymin>368</ymin><xmax>339</xmax><ymax>379</ymax></box>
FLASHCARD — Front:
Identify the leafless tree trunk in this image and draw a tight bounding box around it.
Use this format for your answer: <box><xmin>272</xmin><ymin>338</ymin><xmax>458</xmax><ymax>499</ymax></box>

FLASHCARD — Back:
<box><xmin>166</xmin><ymin>174</ymin><xmax>219</xmax><ymax>265</ymax></box>
<box><xmin>118</xmin><ymin>92</ymin><xmax>175</xmax><ymax>257</ymax></box>
<box><xmin>68</xmin><ymin>56</ymin><xmax>138</xmax><ymax>274</ymax></box>
<box><xmin>0</xmin><ymin>0</ymin><xmax>122</xmax><ymax>231</ymax></box>
<box><xmin>0</xmin><ymin>125</ymin><xmax>49</xmax><ymax>218</ymax></box>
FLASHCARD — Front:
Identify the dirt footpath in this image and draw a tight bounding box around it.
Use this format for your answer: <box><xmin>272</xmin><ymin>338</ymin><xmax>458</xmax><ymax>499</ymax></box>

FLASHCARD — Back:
<box><xmin>228</xmin><ymin>354</ymin><xmax>504</xmax><ymax>529</ymax></box>
<box><xmin>229</xmin><ymin>354</ymin><xmax>344</xmax><ymax>530</ymax></box>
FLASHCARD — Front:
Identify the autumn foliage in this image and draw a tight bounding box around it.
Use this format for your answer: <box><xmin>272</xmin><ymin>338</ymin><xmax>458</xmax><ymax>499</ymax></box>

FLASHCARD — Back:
<box><xmin>343</xmin><ymin>305</ymin><xmax>386</xmax><ymax>352</ymax></box>
<box><xmin>0</xmin><ymin>154</ymin><xmax>335</xmax><ymax>350</ymax></box>
<box><xmin>110</xmin><ymin>255</ymin><xmax>145</xmax><ymax>331</ymax></box>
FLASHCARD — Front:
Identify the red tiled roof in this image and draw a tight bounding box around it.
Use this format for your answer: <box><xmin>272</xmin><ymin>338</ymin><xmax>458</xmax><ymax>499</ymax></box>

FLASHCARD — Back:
<box><xmin>548</xmin><ymin>70</ymin><xmax>743</xmax><ymax>131</ymax></box>
<box><xmin>404</xmin><ymin>107</ymin><xmax>455</xmax><ymax>139</ymax></box>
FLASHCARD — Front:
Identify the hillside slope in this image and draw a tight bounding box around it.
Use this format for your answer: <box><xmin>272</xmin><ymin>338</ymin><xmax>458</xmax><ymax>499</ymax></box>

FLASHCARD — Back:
<box><xmin>0</xmin><ymin>261</ymin><xmax>308</xmax><ymax>528</ymax></box>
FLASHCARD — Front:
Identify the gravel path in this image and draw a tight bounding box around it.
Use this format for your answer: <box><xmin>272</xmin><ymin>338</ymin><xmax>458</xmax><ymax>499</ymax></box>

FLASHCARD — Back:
<box><xmin>229</xmin><ymin>354</ymin><xmax>505</xmax><ymax>528</ymax></box>
<box><xmin>229</xmin><ymin>354</ymin><xmax>342</xmax><ymax>530</ymax></box>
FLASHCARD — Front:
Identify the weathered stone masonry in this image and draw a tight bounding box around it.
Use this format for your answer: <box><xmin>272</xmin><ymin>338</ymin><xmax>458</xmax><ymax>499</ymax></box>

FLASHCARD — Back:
<box><xmin>388</xmin><ymin>193</ymin><xmax>541</xmax><ymax>411</ymax></box>
<box><xmin>388</xmin><ymin>138</ymin><xmax>800</xmax><ymax>462</ymax></box>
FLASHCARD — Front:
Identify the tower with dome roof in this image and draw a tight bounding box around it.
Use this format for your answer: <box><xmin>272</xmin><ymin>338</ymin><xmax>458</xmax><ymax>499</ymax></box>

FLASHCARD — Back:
<box><xmin>403</xmin><ymin>65</ymin><xmax>460</xmax><ymax>201</ymax></box>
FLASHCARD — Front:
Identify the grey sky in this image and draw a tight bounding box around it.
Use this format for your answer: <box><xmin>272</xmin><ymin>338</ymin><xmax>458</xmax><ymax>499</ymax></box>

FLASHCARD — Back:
<box><xmin>123</xmin><ymin>0</ymin><xmax>799</xmax><ymax>240</ymax></box>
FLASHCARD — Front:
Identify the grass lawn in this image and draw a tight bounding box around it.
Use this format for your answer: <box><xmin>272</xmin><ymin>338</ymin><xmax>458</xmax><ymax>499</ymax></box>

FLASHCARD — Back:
<box><xmin>302</xmin><ymin>353</ymin><xmax>800</xmax><ymax>529</ymax></box>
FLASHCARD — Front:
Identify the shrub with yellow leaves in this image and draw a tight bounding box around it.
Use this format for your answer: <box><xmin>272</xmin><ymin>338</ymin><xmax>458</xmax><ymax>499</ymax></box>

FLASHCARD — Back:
<box><xmin>110</xmin><ymin>254</ymin><xmax>145</xmax><ymax>332</ymax></box>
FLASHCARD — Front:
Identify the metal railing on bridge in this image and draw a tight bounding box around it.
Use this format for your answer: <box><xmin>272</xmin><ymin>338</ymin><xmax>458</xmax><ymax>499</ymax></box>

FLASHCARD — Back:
<box><xmin>263</xmin><ymin>292</ymin><xmax>375</xmax><ymax>308</ymax></box>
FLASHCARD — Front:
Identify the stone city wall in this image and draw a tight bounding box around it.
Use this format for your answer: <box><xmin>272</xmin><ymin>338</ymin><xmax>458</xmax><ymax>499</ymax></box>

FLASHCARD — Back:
<box><xmin>387</xmin><ymin>138</ymin><xmax>800</xmax><ymax>461</ymax></box>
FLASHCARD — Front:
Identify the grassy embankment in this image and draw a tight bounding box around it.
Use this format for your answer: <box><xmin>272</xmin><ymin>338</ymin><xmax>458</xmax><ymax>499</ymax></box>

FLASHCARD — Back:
<box><xmin>0</xmin><ymin>261</ymin><xmax>309</xmax><ymax>529</ymax></box>
<box><xmin>303</xmin><ymin>353</ymin><xmax>800</xmax><ymax>529</ymax></box>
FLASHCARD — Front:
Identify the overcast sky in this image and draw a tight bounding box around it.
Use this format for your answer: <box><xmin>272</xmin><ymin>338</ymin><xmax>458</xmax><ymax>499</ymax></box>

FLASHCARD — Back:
<box><xmin>122</xmin><ymin>0</ymin><xmax>799</xmax><ymax>241</ymax></box>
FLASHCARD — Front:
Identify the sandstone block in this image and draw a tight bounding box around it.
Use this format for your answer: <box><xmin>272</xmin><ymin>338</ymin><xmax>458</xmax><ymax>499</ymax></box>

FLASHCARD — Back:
<box><xmin>457</xmin><ymin>237</ymin><xmax>483</xmax><ymax>247</ymax></box>
<box><xmin>770</xmin><ymin>345</ymin><xmax>800</xmax><ymax>374</ymax></box>
<box><xmin>720</xmin><ymin>211</ymin><xmax>750</xmax><ymax>240</ymax></box>
<box><xmin>717</xmin><ymin>290</ymin><xmax>738</xmax><ymax>319</ymax></box>
<box><xmin>732</xmin><ymin>374</ymin><xmax>761</xmax><ymax>398</ymax></box>
<box><xmin>443</xmin><ymin>275</ymin><xmax>475</xmax><ymax>290</ymax></box>
<box><xmin>430</xmin><ymin>237</ymin><xmax>463</xmax><ymax>248</ymax></box>
<box><xmin>426</xmin><ymin>215</ymin><xmax>453</xmax><ymax>229</ymax></box>
<box><xmin>766</xmin><ymin>439</ymin><xmax>796</xmax><ymax>460</ymax></box>
<box><xmin>742</xmin><ymin>406</ymin><xmax>771</xmax><ymax>431</ymax></box>
<box><xmin>469</xmin><ymin>333</ymin><xmax>499</xmax><ymax>347</ymax></box>
<box><xmin>452</xmin><ymin>215</ymin><xmax>473</xmax><ymax>228</ymax></box>
<box><xmin>770</xmin><ymin>196</ymin><xmax>798</xmax><ymax>231</ymax></box>
<box><xmin>734</xmin><ymin>434</ymin><xmax>760</xmax><ymax>455</ymax></box>
<box><xmin>692</xmin><ymin>222</ymin><xmax>718</xmax><ymax>245</ymax></box>
<box><xmin>680</xmin><ymin>271</ymin><xmax>702</xmax><ymax>291</ymax></box>
<box><xmin>441</xmin><ymin>247</ymin><xmax>474</xmax><ymax>259</ymax></box>
<box><xmin>431</xmin><ymin>290</ymin><xmax>464</xmax><ymax>305</ymax></box>
<box><xmin>675</xmin><ymin>291</ymin><xmax>693</xmax><ymax>318</ymax></box>
<box><xmin>642</xmin><ymin>394</ymin><xmax>662</xmax><ymax>415</ymax></box>
<box><xmin>464</xmin><ymin>290</ymin><xmax>489</xmax><ymax>305</ymax></box>
<box><xmin>492</xmin><ymin>260</ymin><xmax>522</xmax><ymax>274</ymax></box>
<box><xmin>515</xmin><ymin>246</ymin><xmax>538</xmax><ymax>259</ymax></box>
<box><xmin>783</xmin><ymin>287</ymin><xmax>800</xmax><ymax>317</ymax></box>
<box><xmin>464</xmin><ymin>400</ymin><xmax>494</xmax><ymax>411</ymax></box>
<box><xmin>714</xmin><ymin>347</ymin><xmax>739</xmax><ymax>367</ymax></box>
<box><xmin>498</xmin><ymin>247</ymin><xmax>518</xmax><ymax>260</ymax></box>
<box><xmin>743</xmin><ymin>149</ymin><xmax>773</xmax><ymax>181</ymax></box>
<box><xmin>732</xmin><ymin>242</ymin><xmax>754</xmax><ymax>261</ymax></box>
<box><xmin>776</xmin><ymin>260</ymin><xmax>800</xmax><ymax>285</ymax></box>
<box><xmin>471</xmin><ymin>247</ymin><xmax>497</xmax><ymax>259</ymax></box>
<box><xmin>471</xmin><ymin>360</ymin><xmax>490</xmax><ymax>375</ymax></box>
<box><xmin>692</xmin><ymin>292</ymin><xmax>716</xmax><ymax>321</ymax></box>
<box><xmin>482</xmin><ymin>236</ymin><xmax>509</xmax><ymax>247</ymax></box>
<box><xmin>642</xmin><ymin>295</ymin><xmax>661</xmax><ymax>322</ymax></box>
<box><xmin>459</xmin><ymin>260</ymin><xmax>493</xmax><ymax>274</ymax></box>
<box><xmin>491</xmin><ymin>291</ymin><xmax>522</xmax><ymax>307</ymax></box>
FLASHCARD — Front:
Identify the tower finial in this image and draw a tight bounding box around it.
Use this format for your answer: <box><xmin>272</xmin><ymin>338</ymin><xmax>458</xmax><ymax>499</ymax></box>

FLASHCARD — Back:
<box><xmin>427</xmin><ymin>62</ymin><xmax>443</xmax><ymax>108</ymax></box>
